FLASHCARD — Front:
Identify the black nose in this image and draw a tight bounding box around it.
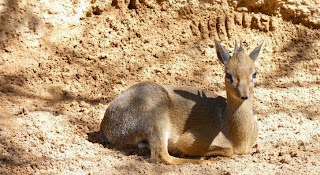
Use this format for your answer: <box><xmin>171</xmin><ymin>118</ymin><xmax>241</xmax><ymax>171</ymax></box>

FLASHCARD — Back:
<box><xmin>241</xmin><ymin>96</ymin><xmax>248</xmax><ymax>100</ymax></box>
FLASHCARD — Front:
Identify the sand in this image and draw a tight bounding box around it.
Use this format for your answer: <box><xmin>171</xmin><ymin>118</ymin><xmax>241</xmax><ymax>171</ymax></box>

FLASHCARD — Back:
<box><xmin>0</xmin><ymin>0</ymin><xmax>319</xmax><ymax>174</ymax></box>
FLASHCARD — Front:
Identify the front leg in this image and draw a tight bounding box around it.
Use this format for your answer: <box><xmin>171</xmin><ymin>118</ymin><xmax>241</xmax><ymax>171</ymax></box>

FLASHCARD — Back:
<box><xmin>174</xmin><ymin>130</ymin><xmax>234</xmax><ymax>157</ymax></box>
<box><xmin>203</xmin><ymin>146</ymin><xmax>234</xmax><ymax>157</ymax></box>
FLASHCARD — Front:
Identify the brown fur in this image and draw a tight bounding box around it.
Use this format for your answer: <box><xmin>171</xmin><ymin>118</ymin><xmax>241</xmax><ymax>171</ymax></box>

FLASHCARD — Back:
<box><xmin>100</xmin><ymin>39</ymin><xmax>265</xmax><ymax>164</ymax></box>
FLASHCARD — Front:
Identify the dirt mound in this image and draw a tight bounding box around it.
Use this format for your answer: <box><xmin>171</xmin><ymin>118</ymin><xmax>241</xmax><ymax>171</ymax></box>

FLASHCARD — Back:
<box><xmin>231</xmin><ymin>0</ymin><xmax>320</xmax><ymax>29</ymax></box>
<box><xmin>0</xmin><ymin>0</ymin><xmax>319</xmax><ymax>174</ymax></box>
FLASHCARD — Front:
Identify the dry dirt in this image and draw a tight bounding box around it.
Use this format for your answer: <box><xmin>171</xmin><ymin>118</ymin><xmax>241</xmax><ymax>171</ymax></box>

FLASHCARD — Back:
<box><xmin>0</xmin><ymin>0</ymin><xmax>319</xmax><ymax>174</ymax></box>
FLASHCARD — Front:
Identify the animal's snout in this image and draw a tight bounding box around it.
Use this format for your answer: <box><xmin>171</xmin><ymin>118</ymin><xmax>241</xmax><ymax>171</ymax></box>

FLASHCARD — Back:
<box><xmin>241</xmin><ymin>96</ymin><xmax>248</xmax><ymax>100</ymax></box>
<box><xmin>237</xmin><ymin>84</ymin><xmax>249</xmax><ymax>101</ymax></box>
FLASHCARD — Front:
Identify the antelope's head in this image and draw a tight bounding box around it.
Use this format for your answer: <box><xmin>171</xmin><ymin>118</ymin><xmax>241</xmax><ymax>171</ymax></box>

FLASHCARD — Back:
<box><xmin>214</xmin><ymin>39</ymin><xmax>265</xmax><ymax>101</ymax></box>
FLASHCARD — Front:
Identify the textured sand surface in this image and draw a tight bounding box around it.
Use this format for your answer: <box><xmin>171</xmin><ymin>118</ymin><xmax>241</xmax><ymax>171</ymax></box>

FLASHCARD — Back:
<box><xmin>0</xmin><ymin>0</ymin><xmax>319</xmax><ymax>174</ymax></box>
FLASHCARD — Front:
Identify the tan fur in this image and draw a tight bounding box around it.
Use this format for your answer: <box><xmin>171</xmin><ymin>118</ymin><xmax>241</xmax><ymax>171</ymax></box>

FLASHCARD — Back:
<box><xmin>100</xmin><ymin>39</ymin><xmax>265</xmax><ymax>164</ymax></box>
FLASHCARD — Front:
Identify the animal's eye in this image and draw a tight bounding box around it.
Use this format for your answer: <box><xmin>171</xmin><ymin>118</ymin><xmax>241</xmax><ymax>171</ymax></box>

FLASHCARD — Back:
<box><xmin>252</xmin><ymin>72</ymin><xmax>257</xmax><ymax>79</ymax></box>
<box><xmin>226</xmin><ymin>72</ymin><xmax>233</xmax><ymax>82</ymax></box>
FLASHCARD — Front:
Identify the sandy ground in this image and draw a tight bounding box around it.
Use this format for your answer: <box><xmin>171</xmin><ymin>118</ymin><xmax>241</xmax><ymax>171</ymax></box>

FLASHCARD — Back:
<box><xmin>0</xmin><ymin>0</ymin><xmax>319</xmax><ymax>174</ymax></box>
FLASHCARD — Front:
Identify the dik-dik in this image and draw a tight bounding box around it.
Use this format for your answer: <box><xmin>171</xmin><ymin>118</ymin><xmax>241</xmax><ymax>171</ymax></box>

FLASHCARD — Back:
<box><xmin>100</xmin><ymin>39</ymin><xmax>265</xmax><ymax>164</ymax></box>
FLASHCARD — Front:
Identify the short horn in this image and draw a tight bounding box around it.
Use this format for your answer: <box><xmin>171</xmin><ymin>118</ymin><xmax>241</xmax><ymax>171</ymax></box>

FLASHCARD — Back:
<box><xmin>239</xmin><ymin>40</ymin><xmax>245</xmax><ymax>52</ymax></box>
<box><xmin>234</xmin><ymin>40</ymin><xmax>238</xmax><ymax>54</ymax></box>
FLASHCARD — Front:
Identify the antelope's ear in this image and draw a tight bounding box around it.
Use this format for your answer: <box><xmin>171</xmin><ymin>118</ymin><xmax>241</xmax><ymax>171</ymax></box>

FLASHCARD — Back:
<box><xmin>214</xmin><ymin>39</ymin><xmax>230</xmax><ymax>65</ymax></box>
<box><xmin>249</xmin><ymin>40</ymin><xmax>266</xmax><ymax>62</ymax></box>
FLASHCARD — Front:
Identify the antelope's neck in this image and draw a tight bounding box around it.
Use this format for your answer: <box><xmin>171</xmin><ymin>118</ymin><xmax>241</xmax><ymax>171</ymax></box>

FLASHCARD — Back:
<box><xmin>226</xmin><ymin>97</ymin><xmax>253</xmax><ymax>119</ymax></box>
<box><xmin>225</xmin><ymin>95</ymin><xmax>255</xmax><ymax>141</ymax></box>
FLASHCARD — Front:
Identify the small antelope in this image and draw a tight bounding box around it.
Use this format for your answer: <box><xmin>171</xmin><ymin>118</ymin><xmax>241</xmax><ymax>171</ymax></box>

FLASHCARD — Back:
<box><xmin>100</xmin><ymin>39</ymin><xmax>265</xmax><ymax>164</ymax></box>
